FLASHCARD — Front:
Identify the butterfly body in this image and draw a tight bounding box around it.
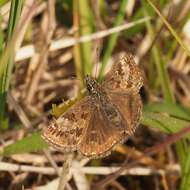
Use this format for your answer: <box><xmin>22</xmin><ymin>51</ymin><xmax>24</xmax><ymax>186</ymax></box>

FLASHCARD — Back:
<box><xmin>42</xmin><ymin>54</ymin><xmax>143</xmax><ymax>158</ymax></box>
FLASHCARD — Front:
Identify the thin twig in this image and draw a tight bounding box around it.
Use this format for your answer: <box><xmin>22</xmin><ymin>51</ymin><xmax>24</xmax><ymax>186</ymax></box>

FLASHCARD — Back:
<box><xmin>0</xmin><ymin>161</ymin><xmax>180</xmax><ymax>176</ymax></box>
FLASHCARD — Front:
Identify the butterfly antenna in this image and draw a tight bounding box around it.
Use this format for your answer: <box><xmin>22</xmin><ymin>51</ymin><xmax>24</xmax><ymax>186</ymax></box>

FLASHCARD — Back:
<box><xmin>93</xmin><ymin>40</ymin><xmax>102</xmax><ymax>79</ymax></box>
<box><xmin>94</xmin><ymin>47</ymin><xmax>99</xmax><ymax>79</ymax></box>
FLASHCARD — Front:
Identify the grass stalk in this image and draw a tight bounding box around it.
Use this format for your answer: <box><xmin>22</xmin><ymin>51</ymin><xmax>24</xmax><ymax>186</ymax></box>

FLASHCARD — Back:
<box><xmin>57</xmin><ymin>154</ymin><xmax>73</xmax><ymax>190</ymax></box>
<box><xmin>73</xmin><ymin>0</ymin><xmax>94</xmax><ymax>86</ymax></box>
<box><xmin>0</xmin><ymin>0</ymin><xmax>23</xmax><ymax>128</ymax></box>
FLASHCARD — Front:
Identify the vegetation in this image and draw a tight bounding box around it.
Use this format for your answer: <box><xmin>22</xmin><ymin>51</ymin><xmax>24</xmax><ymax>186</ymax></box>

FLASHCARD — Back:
<box><xmin>0</xmin><ymin>0</ymin><xmax>190</xmax><ymax>189</ymax></box>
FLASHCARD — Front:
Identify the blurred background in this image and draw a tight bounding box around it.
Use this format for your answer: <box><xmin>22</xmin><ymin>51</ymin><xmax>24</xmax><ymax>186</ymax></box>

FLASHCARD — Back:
<box><xmin>0</xmin><ymin>0</ymin><xmax>190</xmax><ymax>189</ymax></box>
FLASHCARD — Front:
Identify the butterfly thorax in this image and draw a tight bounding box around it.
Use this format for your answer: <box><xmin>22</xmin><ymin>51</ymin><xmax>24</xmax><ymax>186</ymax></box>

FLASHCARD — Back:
<box><xmin>85</xmin><ymin>75</ymin><xmax>106</xmax><ymax>101</ymax></box>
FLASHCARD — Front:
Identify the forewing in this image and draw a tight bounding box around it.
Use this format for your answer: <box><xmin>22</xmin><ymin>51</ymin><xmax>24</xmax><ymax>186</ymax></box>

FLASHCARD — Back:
<box><xmin>108</xmin><ymin>90</ymin><xmax>142</xmax><ymax>135</ymax></box>
<box><xmin>42</xmin><ymin>96</ymin><xmax>91</xmax><ymax>152</ymax></box>
<box><xmin>102</xmin><ymin>54</ymin><xmax>143</xmax><ymax>92</ymax></box>
<box><xmin>79</xmin><ymin>105</ymin><xmax>125</xmax><ymax>158</ymax></box>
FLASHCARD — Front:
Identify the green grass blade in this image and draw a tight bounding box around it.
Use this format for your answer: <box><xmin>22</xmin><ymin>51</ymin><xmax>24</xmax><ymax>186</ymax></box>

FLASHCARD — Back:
<box><xmin>7</xmin><ymin>0</ymin><xmax>23</xmax><ymax>40</ymax></box>
<box><xmin>0</xmin><ymin>0</ymin><xmax>23</xmax><ymax>126</ymax></box>
<box><xmin>1</xmin><ymin>133</ymin><xmax>48</xmax><ymax>156</ymax></box>
<box><xmin>0</xmin><ymin>16</ymin><xmax>3</xmax><ymax>57</ymax></box>
<box><xmin>78</xmin><ymin>0</ymin><xmax>94</xmax><ymax>77</ymax></box>
<box><xmin>73</xmin><ymin>0</ymin><xmax>94</xmax><ymax>83</ymax></box>
<box><xmin>141</xmin><ymin>112</ymin><xmax>189</xmax><ymax>133</ymax></box>
<box><xmin>144</xmin><ymin>103</ymin><xmax>190</xmax><ymax>121</ymax></box>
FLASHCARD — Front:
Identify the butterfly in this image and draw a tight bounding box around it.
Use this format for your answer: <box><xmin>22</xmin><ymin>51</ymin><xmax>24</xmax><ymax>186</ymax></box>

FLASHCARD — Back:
<box><xmin>42</xmin><ymin>54</ymin><xmax>143</xmax><ymax>158</ymax></box>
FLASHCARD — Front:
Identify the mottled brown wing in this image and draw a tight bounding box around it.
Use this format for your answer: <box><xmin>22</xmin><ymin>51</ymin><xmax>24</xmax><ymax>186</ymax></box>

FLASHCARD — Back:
<box><xmin>102</xmin><ymin>54</ymin><xmax>143</xmax><ymax>92</ymax></box>
<box><xmin>108</xmin><ymin>90</ymin><xmax>142</xmax><ymax>135</ymax></box>
<box><xmin>79</xmin><ymin>104</ymin><xmax>126</xmax><ymax>158</ymax></box>
<box><xmin>42</xmin><ymin>96</ymin><xmax>92</xmax><ymax>152</ymax></box>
